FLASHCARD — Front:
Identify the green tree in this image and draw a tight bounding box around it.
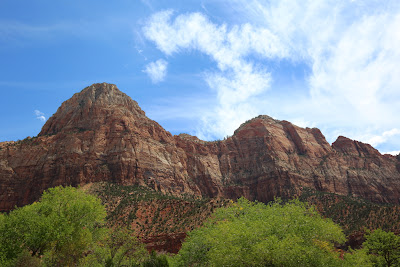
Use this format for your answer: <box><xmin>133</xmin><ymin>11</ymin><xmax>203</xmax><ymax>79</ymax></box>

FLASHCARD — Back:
<box><xmin>104</xmin><ymin>225</ymin><xmax>148</xmax><ymax>266</ymax></box>
<box><xmin>343</xmin><ymin>248</ymin><xmax>373</xmax><ymax>267</ymax></box>
<box><xmin>0</xmin><ymin>186</ymin><xmax>107</xmax><ymax>266</ymax></box>
<box><xmin>364</xmin><ymin>229</ymin><xmax>400</xmax><ymax>267</ymax></box>
<box><xmin>81</xmin><ymin>225</ymin><xmax>148</xmax><ymax>267</ymax></box>
<box><xmin>141</xmin><ymin>250</ymin><xmax>169</xmax><ymax>267</ymax></box>
<box><xmin>172</xmin><ymin>198</ymin><xmax>347</xmax><ymax>267</ymax></box>
<box><xmin>39</xmin><ymin>186</ymin><xmax>107</xmax><ymax>265</ymax></box>
<box><xmin>0</xmin><ymin>201</ymin><xmax>52</xmax><ymax>265</ymax></box>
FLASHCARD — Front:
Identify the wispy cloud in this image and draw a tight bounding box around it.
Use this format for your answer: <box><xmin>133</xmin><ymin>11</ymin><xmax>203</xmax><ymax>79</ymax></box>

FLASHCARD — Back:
<box><xmin>226</xmin><ymin>0</ymin><xmax>400</xmax><ymax>149</ymax></box>
<box><xmin>143</xmin><ymin>59</ymin><xmax>168</xmax><ymax>83</ymax></box>
<box><xmin>34</xmin><ymin>110</ymin><xmax>46</xmax><ymax>121</ymax></box>
<box><xmin>143</xmin><ymin>1</ymin><xmax>400</xmax><ymax>152</ymax></box>
<box><xmin>364</xmin><ymin>129</ymin><xmax>400</xmax><ymax>147</ymax></box>
<box><xmin>143</xmin><ymin>10</ymin><xmax>286</xmax><ymax>139</ymax></box>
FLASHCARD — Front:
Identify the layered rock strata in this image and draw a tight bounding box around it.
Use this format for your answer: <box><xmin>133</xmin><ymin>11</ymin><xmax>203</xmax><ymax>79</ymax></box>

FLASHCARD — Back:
<box><xmin>1</xmin><ymin>83</ymin><xmax>399</xmax><ymax>211</ymax></box>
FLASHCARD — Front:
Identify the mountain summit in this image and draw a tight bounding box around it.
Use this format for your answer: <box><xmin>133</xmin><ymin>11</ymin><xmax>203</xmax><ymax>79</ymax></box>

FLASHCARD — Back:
<box><xmin>39</xmin><ymin>83</ymin><xmax>146</xmax><ymax>136</ymax></box>
<box><xmin>1</xmin><ymin>83</ymin><xmax>400</xmax><ymax>212</ymax></box>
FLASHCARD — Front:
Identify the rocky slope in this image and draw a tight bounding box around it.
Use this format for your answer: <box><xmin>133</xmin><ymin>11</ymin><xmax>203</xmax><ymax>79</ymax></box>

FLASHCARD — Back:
<box><xmin>1</xmin><ymin>82</ymin><xmax>400</xmax><ymax>212</ymax></box>
<box><xmin>85</xmin><ymin>182</ymin><xmax>400</xmax><ymax>252</ymax></box>
<box><xmin>84</xmin><ymin>182</ymin><xmax>227</xmax><ymax>253</ymax></box>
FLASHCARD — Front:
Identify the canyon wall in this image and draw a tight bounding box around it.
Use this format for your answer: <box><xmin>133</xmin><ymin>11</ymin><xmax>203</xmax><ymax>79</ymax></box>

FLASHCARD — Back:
<box><xmin>1</xmin><ymin>83</ymin><xmax>399</xmax><ymax>211</ymax></box>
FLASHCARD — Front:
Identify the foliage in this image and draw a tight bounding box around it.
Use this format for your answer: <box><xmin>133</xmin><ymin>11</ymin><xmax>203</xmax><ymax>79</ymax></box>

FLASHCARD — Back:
<box><xmin>83</xmin><ymin>224</ymin><xmax>148</xmax><ymax>267</ymax></box>
<box><xmin>364</xmin><ymin>229</ymin><xmax>400</xmax><ymax>267</ymax></box>
<box><xmin>172</xmin><ymin>197</ymin><xmax>347</xmax><ymax>267</ymax></box>
<box><xmin>0</xmin><ymin>186</ymin><xmax>106</xmax><ymax>266</ymax></box>
<box><xmin>5</xmin><ymin>184</ymin><xmax>400</xmax><ymax>266</ymax></box>
<box><xmin>342</xmin><ymin>248</ymin><xmax>373</xmax><ymax>267</ymax></box>
<box><xmin>11</xmin><ymin>249</ymin><xmax>42</xmax><ymax>267</ymax></box>
<box><xmin>0</xmin><ymin>186</ymin><xmax>149</xmax><ymax>266</ymax></box>
<box><xmin>141</xmin><ymin>250</ymin><xmax>169</xmax><ymax>267</ymax></box>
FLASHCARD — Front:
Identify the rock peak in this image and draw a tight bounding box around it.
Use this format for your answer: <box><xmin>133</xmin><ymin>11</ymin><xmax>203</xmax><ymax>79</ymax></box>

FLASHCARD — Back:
<box><xmin>81</xmin><ymin>82</ymin><xmax>118</xmax><ymax>99</ymax></box>
<box><xmin>234</xmin><ymin>115</ymin><xmax>278</xmax><ymax>134</ymax></box>
<box><xmin>332</xmin><ymin>135</ymin><xmax>381</xmax><ymax>156</ymax></box>
<box><xmin>78</xmin><ymin>82</ymin><xmax>126</xmax><ymax>104</ymax></box>
<box><xmin>39</xmin><ymin>83</ymin><xmax>146</xmax><ymax>136</ymax></box>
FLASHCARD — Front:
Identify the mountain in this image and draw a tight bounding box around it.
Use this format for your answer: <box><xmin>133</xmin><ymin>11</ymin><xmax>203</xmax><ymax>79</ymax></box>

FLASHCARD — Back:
<box><xmin>1</xmin><ymin>82</ymin><xmax>400</xmax><ymax>213</ymax></box>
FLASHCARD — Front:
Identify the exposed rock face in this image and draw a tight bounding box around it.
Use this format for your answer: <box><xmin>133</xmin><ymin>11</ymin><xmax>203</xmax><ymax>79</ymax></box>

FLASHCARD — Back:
<box><xmin>1</xmin><ymin>83</ymin><xmax>400</xmax><ymax>211</ymax></box>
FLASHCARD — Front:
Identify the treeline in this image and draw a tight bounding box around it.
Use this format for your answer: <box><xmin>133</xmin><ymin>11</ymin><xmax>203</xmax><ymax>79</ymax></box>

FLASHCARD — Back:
<box><xmin>1</xmin><ymin>186</ymin><xmax>399</xmax><ymax>266</ymax></box>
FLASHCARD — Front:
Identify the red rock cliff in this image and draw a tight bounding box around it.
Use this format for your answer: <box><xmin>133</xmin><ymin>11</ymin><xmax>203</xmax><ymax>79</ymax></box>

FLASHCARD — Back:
<box><xmin>1</xmin><ymin>83</ymin><xmax>399</xmax><ymax>211</ymax></box>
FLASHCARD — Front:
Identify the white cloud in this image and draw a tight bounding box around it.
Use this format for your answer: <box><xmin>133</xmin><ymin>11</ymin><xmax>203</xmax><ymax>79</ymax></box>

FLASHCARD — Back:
<box><xmin>200</xmin><ymin>65</ymin><xmax>271</xmax><ymax>139</ymax></box>
<box><xmin>143</xmin><ymin>59</ymin><xmax>168</xmax><ymax>83</ymax></box>
<box><xmin>34</xmin><ymin>110</ymin><xmax>46</xmax><ymax>121</ymax></box>
<box><xmin>308</xmin><ymin>13</ymin><xmax>400</xmax><ymax>128</ymax></box>
<box><xmin>143</xmin><ymin>1</ymin><xmax>400</xmax><ymax>152</ymax></box>
<box><xmin>225</xmin><ymin>0</ymin><xmax>400</xmax><ymax>151</ymax></box>
<box><xmin>143</xmin><ymin>10</ymin><xmax>288</xmax><ymax>66</ymax></box>
<box><xmin>365</xmin><ymin>129</ymin><xmax>400</xmax><ymax>147</ymax></box>
<box><xmin>143</xmin><ymin>10</ymin><xmax>286</xmax><ymax>138</ymax></box>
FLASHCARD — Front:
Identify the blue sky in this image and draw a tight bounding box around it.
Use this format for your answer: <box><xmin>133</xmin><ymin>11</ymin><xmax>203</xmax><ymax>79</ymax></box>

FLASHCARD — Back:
<box><xmin>1</xmin><ymin>0</ymin><xmax>400</xmax><ymax>155</ymax></box>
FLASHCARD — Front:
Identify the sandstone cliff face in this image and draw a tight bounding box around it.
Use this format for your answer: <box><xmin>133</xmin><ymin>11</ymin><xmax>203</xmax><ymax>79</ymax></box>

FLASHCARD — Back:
<box><xmin>1</xmin><ymin>83</ymin><xmax>399</xmax><ymax>211</ymax></box>
<box><xmin>0</xmin><ymin>83</ymin><xmax>200</xmax><ymax>211</ymax></box>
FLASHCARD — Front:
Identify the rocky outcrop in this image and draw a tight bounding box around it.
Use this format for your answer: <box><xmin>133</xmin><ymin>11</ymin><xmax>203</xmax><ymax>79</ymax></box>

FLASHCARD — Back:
<box><xmin>1</xmin><ymin>83</ymin><xmax>400</xmax><ymax>211</ymax></box>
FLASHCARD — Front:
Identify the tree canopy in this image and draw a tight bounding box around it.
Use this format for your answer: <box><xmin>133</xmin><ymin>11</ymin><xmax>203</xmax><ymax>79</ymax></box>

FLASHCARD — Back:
<box><xmin>0</xmin><ymin>186</ymin><xmax>107</xmax><ymax>266</ymax></box>
<box><xmin>364</xmin><ymin>228</ymin><xmax>400</xmax><ymax>267</ymax></box>
<box><xmin>0</xmin><ymin>186</ymin><xmax>153</xmax><ymax>266</ymax></box>
<box><xmin>172</xmin><ymin>198</ymin><xmax>350</xmax><ymax>266</ymax></box>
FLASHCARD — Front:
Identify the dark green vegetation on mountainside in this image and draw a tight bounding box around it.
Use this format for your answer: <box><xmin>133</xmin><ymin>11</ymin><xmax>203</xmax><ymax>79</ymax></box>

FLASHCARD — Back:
<box><xmin>89</xmin><ymin>182</ymin><xmax>400</xmax><ymax>238</ymax></box>
<box><xmin>88</xmin><ymin>182</ymin><xmax>228</xmax><ymax>236</ymax></box>
<box><xmin>85</xmin><ymin>181</ymin><xmax>400</xmax><ymax>254</ymax></box>
<box><xmin>299</xmin><ymin>188</ymin><xmax>400</xmax><ymax>235</ymax></box>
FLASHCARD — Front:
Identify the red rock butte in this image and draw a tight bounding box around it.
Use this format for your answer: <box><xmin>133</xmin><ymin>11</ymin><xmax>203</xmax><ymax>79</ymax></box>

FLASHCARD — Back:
<box><xmin>1</xmin><ymin>82</ymin><xmax>400</xmax><ymax>211</ymax></box>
